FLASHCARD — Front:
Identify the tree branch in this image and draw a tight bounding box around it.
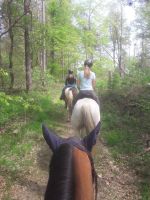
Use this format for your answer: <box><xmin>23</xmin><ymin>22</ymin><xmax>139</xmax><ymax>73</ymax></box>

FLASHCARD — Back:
<box><xmin>0</xmin><ymin>13</ymin><xmax>26</xmax><ymax>37</ymax></box>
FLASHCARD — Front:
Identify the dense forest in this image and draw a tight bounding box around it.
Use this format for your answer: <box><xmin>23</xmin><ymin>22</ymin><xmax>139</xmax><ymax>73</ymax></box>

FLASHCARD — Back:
<box><xmin>0</xmin><ymin>0</ymin><xmax>150</xmax><ymax>199</ymax></box>
<box><xmin>0</xmin><ymin>0</ymin><xmax>150</xmax><ymax>89</ymax></box>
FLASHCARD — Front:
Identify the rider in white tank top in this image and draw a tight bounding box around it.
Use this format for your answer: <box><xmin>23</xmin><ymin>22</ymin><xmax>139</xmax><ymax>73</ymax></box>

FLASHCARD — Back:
<box><xmin>78</xmin><ymin>71</ymin><xmax>96</xmax><ymax>91</ymax></box>
<box><xmin>73</xmin><ymin>59</ymin><xmax>99</xmax><ymax>107</ymax></box>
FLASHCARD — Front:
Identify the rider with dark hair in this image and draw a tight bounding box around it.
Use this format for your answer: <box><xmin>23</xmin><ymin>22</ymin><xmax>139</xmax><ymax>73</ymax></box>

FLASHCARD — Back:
<box><xmin>73</xmin><ymin>59</ymin><xmax>99</xmax><ymax>107</ymax></box>
<box><xmin>60</xmin><ymin>70</ymin><xmax>76</xmax><ymax>102</ymax></box>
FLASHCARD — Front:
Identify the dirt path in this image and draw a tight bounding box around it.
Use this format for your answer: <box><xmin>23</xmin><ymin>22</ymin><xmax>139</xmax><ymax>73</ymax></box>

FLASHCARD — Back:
<box><xmin>0</xmin><ymin>121</ymin><xmax>141</xmax><ymax>200</ymax></box>
<box><xmin>95</xmin><ymin>141</ymin><xmax>141</xmax><ymax>200</ymax></box>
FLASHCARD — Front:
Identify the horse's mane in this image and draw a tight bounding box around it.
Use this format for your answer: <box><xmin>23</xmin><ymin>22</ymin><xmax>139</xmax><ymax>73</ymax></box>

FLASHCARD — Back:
<box><xmin>88</xmin><ymin>152</ymin><xmax>98</xmax><ymax>200</ymax></box>
<box><xmin>44</xmin><ymin>143</ymin><xmax>74</xmax><ymax>200</ymax></box>
<box><xmin>45</xmin><ymin>143</ymin><xmax>98</xmax><ymax>200</ymax></box>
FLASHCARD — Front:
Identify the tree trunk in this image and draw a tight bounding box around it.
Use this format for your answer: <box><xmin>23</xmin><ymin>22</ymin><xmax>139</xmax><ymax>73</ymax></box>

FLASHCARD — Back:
<box><xmin>118</xmin><ymin>3</ymin><xmax>124</xmax><ymax>78</ymax></box>
<box><xmin>24</xmin><ymin>0</ymin><xmax>32</xmax><ymax>91</ymax></box>
<box><xmin>38</xmin><ymin>0</ymin><xmax>46</xmax><ymax>86</ymax></box>
<box><xmin>0</xmin><ymin>4</ymin><xmax>4</xmax><ymax>88</ymax></box>
<box><xmin>8</xmin><ymin>0</ymin><xmax>14</xmax><ymax>89</ymax></box>
<box><xmin>50</xmin><ymin>38</ymin><xmax>55</xmax><ymax>74</ymax></box>
<box><xmin>112</xmin><ymin>41</ymin><xmax>116</xmax><ymax>68</ymax></box>
<box><xmin>41</xmin><ymin>0</ymin><xmax>46</xmax><ymax>72</ymax></box>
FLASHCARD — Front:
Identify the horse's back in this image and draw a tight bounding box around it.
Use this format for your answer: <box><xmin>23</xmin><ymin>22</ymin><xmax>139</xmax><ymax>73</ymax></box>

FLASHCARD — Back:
<box><xmin>71</xmin><ymin>98</ymin><xmax>100</xmax><ymax>134</ymax></box>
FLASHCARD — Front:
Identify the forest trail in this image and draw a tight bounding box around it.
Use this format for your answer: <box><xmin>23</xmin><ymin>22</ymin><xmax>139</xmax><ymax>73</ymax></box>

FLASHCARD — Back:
<box><xmin>0</xmin><ymin>118</ymin><xmax>141</xmax><ymax>200</ymax></box>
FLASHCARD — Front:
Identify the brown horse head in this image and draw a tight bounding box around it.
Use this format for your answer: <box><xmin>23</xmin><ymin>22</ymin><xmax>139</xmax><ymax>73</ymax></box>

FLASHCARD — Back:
<box><xmin>42</xmin><ymin>124</ymin><xmax>99</xmax><ymax>200</ymax></box>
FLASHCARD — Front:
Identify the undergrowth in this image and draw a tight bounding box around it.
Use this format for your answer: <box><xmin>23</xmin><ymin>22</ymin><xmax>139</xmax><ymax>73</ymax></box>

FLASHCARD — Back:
<box><xmin>100</xmin><ymin>86</ymin><xmax>150</xmax><ymax>199</ymax></box>
<box><xmin>0</xmin><ymin>83</ymin><xmax>66</xmax><ymax>196</ymax></box>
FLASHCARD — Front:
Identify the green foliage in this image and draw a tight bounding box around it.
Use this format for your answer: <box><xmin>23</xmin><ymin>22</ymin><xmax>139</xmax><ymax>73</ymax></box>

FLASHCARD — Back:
<box><xmin>32</xmin><ymin>68</ymin><xmax>56</xmax><ymax>89</ymax></box>
<box><xmin>101</xmin><ymin>88</ymin><xmax>150</xmax><ymax>199</ymax></box>
<box><xmin>140</xmin><ymin>182</ymin><xmax>150</xmax><ymax>200</ymax></box>
<box><xmin>94</xmin><ymin>59</ymin><xmax>114</xmax><ymax>90</ymax></box>
<box><xmin>0</xmin><ymin>85</ymin><xmax>65</xmax><ymax>180</ymax></box>
<box><xmin>0</xmin><ymin>91</ymin><xmax>44</xmax><ymax>126</ymax></box>
<box><xmin>110</xmin><ymin>71</ymin><xmax>122</xmax><ymax>89</ymax></box>
<box><xmin>45</xmin><ymin>0</ymin><xmax>80</xmax><ymax>76</ymax></box>
<box><xmin>108</xmin><ymin>67</ymin><xmax>150</xmax><ymax>90</ymax></box>
<box><xmin>0</xmin><ymin>68</ymin><xmax>8</xmax><ymax>78</ymax></box>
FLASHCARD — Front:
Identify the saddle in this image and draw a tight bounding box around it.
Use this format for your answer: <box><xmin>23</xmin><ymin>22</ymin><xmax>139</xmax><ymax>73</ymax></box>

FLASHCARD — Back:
<box><xmin>74</xmin><ymin>90</ymin><xmax>99</xmax><ymax>107</ymax></box>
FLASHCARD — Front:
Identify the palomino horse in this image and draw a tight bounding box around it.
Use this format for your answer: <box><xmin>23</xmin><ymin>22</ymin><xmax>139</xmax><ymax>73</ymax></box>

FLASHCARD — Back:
<box><xmin>64</xmin><ymin>87</ymin><xmax>78</xmax><ymax>121</ymax></box>
<box><xmin>42</xmin><ymin>124</ymin><xmax>98</xmax><ymax>200</ymax></box>
<box><xmin>71</xmin><ymin>98</ymin><xmax>100</xmax><ymax>137</ymax></box>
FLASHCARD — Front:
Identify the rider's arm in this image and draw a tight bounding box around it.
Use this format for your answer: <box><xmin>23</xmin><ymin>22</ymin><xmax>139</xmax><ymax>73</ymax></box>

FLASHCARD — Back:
<box><xmin>92</xmin><ymin>79</ymin><xmax>96</xmax><ymax>90</ymax></box>
<box><xmin>77</xmin><ymin>79</ymin><xmax>80</xmax><ymax>89</ymax></box>
<box><xmin>92</xmin><ymin>72</ymin><xmax>96</xmax><ymax>90</ymax></box>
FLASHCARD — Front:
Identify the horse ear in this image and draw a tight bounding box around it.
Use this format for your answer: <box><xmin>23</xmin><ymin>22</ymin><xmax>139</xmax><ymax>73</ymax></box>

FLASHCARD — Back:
<box><xmin>82</xmin><ymin>122</ymin><xmax>101</xmax><ymax>152</ymax></box>
<box><xmin>42</xmin><ymin>124</ymin><xmax>61</xmax><ymax>152</ymax></box>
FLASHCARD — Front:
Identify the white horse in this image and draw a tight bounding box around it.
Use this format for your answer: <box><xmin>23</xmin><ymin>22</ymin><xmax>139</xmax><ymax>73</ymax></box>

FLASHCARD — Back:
<box><xmin>71</xmin><ymin>98</ymin><xmax>100</xmax><ymax>137</ymax></box>
<box><xmin>65</xmin><ymin>87</ymin><xmax>78</xmax><ymax>121</ymax></box>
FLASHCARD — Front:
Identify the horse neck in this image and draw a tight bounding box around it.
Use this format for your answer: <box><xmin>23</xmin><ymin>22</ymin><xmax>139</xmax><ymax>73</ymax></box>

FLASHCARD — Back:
<box><xmin>45</xmin><ymin>144</ymin><xmax>95</xmax><ymax>200</ymax></box>
<box><xmin>73</xmin><ymin>148</ymin><xmax>95</xmax><ymax>200</ymax></box>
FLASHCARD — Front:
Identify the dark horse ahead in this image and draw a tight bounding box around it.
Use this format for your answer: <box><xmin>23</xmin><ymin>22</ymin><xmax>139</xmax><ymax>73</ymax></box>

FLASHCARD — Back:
<box><xmin>42</xmin><ymin>123</ymin><xmax>100</xmax><ymax>200</ymax></box>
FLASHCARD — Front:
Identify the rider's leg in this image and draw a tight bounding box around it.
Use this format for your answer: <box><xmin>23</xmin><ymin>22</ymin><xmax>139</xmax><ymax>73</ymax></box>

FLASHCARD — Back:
<box><xmin>60</xmin><ymin>86</ymin><xmax>67</xmax><ymax>100</ymax></box>
<box><xmin>88</xmin><ymin>91</ymin><xmax>100</xmax><ymax>105</ymax></box>
<box><xmin>72</xmin><ymin>91</ymin><xmax>86</xmax><ymax>110</ymax></box>
<box><xmin>64</xmin><ymin>98</ymin><xmax>67</xmax><ymax>108</ymax></box>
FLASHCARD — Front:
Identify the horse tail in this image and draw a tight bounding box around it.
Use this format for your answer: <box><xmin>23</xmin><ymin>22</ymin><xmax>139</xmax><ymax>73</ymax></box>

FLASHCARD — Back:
<box><xmin>65</xmin><ymin>89</ymin><xmax>73</xmax><ymax>106</ymax></box>
<box><xmin>81</xmin><ymin>103</ymin><xmax>95</xmax><ymax>134</ymax></box>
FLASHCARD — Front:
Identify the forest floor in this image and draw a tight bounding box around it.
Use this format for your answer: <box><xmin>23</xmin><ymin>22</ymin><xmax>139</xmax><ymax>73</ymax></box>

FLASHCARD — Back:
<box><xmin>0</xmin><ymin>84</ymin><xmax>146</xmax><ymax>200</ymax></box>
<box><xmin>0</xmin><ymin>118</ymin><xmax>141</xmax><ymax>200</ymax></box>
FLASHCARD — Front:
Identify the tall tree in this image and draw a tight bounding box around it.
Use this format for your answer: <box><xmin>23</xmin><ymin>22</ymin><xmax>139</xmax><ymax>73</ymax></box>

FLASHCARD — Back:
<box><xmin>7</xmin><ymin>0</ymin><xmax>14</xmax><ymax>89</ymax></box>
<box><xmin>24</xmin><ymin>0</ymin><xmax>32</xmax><ymax>91</ymax></box>
<box><xmin>37</xmin><ymin>0</ymin><xmax>46</xmax><ymax>85</ymax></box>
<box><xmin>46</xmin><ymin>0</ymin><xmax>79</xmax><ymax>76</ymax></box>
<box><xmin>108</xmin><ymin>2</ymin><xmax>130</xmax><ymax>77</ymax></box>
<box><xmin>74</xmin><ymin>1</ymin><xmax>99</xmax><ymax>59</ymax></box>
<box><xmin>0</xmin><ymin>5</ymin><xmax>2</xmax><ymax>69</ymax></box>
<box><xmin>135</xmin><ymin>2</ymin><xmax>150</xmax><ymax>67</ymax></box>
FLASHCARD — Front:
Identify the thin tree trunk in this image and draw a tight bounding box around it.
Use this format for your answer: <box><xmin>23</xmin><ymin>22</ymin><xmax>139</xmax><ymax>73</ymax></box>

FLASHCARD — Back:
<box><xmin>50</xmin><ymin>38</ymin><xmax>55</xmax><ymax>74</ymax></box>
<box><xmin>0</xmin><ymin>36</ymin><xmax>4</xmax><ymax>88</ymax></box>
<box><xmin>24</xmin><ymin>0</ymin><xmax>32</xmax><ymax>91</ymax></box>
<box><xmin>119</xmin><ymin>3</ymin><xmax>124</xmax><ymax>78</ymax></box>
<box><xmin>113</xmin><ymin>41</ymin><xmax>116</xmax><ymax>68</ymax></box>
<box><xmin>37</xmin><ymin>0</ymin><xmax>46</xmax><ymax>86</ymax></box>
<box><xmin>41</xmin><ymin>0</ymin><xmax>46</xmax><ymax>72</ymax></box>
<box><xmin>0</xmin><ymin>5</ymin><xmax>4</xmax><ymax>88</ymax></box>
<box><xmin>8</xmin><ymin>0</ymin><xmax>14</xmax><ymax>89</ymax></box>
<box><xmin>8</xmin><ymin>29</ymin><xmax>14</xmax><ymax>89</ymax></box>
<box><xmin>61</xmin><ymin>50</ymin><xmax>65</xmax><ymax>80</ymax></box>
